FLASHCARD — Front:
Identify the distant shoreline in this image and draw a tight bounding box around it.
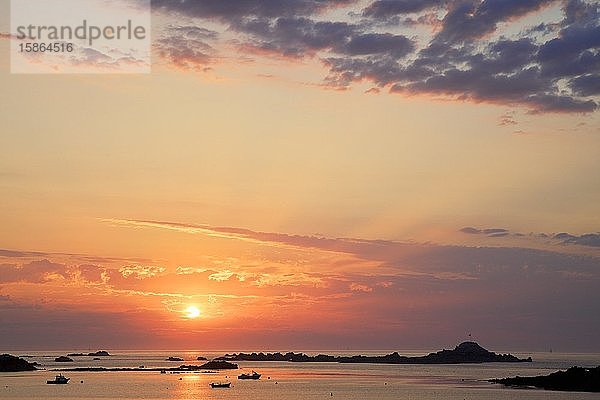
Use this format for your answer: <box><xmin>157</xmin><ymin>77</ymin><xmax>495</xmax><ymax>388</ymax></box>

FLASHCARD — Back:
<box><xmin>1</xmin><ymin>342</ymin><xmax>532</xmax><ymax>373</ymax></box>
<box><xmin>215</xmin><ymin>342</ymin><xmax>532</xmax><ymax>364</ymax></box>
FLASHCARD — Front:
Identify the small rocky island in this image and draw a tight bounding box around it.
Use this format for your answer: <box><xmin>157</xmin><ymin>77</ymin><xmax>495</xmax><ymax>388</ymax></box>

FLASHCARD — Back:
<box><xmin>0</xmin><ymin>354</ymin><xmax>37</xmax><ymax>372</ymax></box>
<box><xmin>198</xmin><ymin>360</ymin><xmax>238</xmax><ymax>370</ymax></box>
<box><xmin>67</xmin><ymin>350</ymin><xmax>111</xmax><ymax>357</ymax></box>
<box><xmin>166</xmin><ymin>357</ymin><xmax>184</xmax><ymax>361</ymax></box>
<box><xmin>491</xmin><ymin>366</ymin><xmax>600</xmax><ymax>392</ymax></box>
<box><xmin>54</xmin><ymin>356</ymin><xmax>74</xmax><ymax>362</ymax></box>
<box><xmin>217</xmin><ymin>342</ymin><xmax>531</xmax><ymax>364</ymax></box>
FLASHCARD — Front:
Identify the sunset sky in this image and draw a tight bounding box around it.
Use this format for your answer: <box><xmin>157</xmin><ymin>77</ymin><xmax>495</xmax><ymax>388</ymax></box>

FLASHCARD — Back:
<box><xmin>0</xmin><ymin>0</ymin><xmax>599</xmax><ymax>352</ymax></box>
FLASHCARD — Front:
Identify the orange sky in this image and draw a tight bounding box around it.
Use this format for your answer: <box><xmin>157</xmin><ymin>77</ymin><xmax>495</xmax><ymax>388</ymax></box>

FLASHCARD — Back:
<box><xmin>0</xmin><ymin>0</ymin><xmax>599</xmax><ymax>352</ymax></box>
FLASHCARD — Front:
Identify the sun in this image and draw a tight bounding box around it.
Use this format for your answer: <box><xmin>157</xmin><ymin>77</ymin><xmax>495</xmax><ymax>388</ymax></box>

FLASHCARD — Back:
<box><xmin>184</xmin><ymin>305</ymin><xmax>201</xmax><ymax>319</ymax></box>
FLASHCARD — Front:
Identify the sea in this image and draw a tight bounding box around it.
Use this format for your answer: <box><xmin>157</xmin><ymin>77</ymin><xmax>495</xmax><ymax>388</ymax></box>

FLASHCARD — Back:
<box><xmin>1</xmin><ymin>350</ymin><xmax>599</xmax><ymax>399</ymax></box>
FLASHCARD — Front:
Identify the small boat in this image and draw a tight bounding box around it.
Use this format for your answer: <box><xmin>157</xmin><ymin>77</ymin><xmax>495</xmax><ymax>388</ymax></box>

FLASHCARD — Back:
<box><xmin>47</xmin><ymin>374</ymin><xmax>70</xmax><ymax>384</ymax></box>
<box><xmin>210</xmin><ymin>382</ymin><xmax>231</xmax><ymax>388</ymax></box>
<box><xmin>238</xmin><ymin>371</ymin><xmax>261</xmax><ymax>380</ymax></box>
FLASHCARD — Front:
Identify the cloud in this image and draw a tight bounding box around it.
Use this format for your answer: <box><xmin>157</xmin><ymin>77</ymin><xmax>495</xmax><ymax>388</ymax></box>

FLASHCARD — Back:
<box><xmin>430</xmin><ymin>0</ymin><xmax>556</xmax><ymax>44</ymax></box>
<box><xmin>343</xmin><ymin>33</ymin><xmax>415</xmax><ymax>57</ymax></box>
<box><xmin>499</xmin><ymin>112</ymin><xmax>518</xmax><ymax>126</ymax></box>
<box><xmin>554</xmin><ymin>232</ymin><xmax>600</xmax><ymax>247</ymax></box>
<box><xmin>0</xmin><ymin>249</ymin><xmax>47</xmax><ymax>258</ymax></box>
<box><xmin>362</xmin><ymin>0</ymin><xmax>447</xmax><ymax>18</ymax></box>
<box><xmin>119</xmin><ymin>265</ymin><xmax>167</xmax><ymax>279</ymax></box>
<box><xmin>460</xmin><ymin>227</ymin><xmax>509</xmax><ymax>236</ymax></box>
<box><xmin>459</xmin><ymin>227</ymin><xmax>600</xmax><ymax>248</ymax></box>
<box><xmin>0</xmin><ymin>260</ymin><xmax>106</xmax><ymax>284</ymax></box>
<box><xmin>570</xmin><ymin>74</ymin><xmax>600</xmax><ymax>96</ymax></box>
<box><xmin>349</xmin><ymin>283</ymin><xmax>373</xmax><ymax>292</ymax></box>
<box><xmin>0</xmin><ymin>260</ymin><xmax>71</xmax><ymax>284</ymax></box>
<box><xmin>150</xmin><ymin>0</ymin><xmax>599</xmax><ymax>114</ymax></box>
<box><xmin>109</xmin><ymin>219</ymin><xmax>600</xmax><ymax>269</ymax></box>
<box><xmin>155</xmin><ymin>25</ymin><xmax>218</xmax><ymax>70</ymax></box>
<box><xmin>460</xmin><ymin>227</ymin><xmax>482</xmax><ymax>234</ymax></box>
<box><xmin>3</xmin><ymin>221</ymin><xmax>600</xmax><ymax>350</ymax></box>
<box><xmin>152</xmin><ymin>0</ymin><xmax>355</xmax><ymax>20</ymax></box>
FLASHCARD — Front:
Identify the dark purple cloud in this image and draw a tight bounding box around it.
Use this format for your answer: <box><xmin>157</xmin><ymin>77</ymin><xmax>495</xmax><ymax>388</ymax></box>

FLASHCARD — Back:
<box><xmin>152</xmin><ymin>0</ymin><xmax>355</xmax><ymax>19</ymax></box>
<box><xmin>460</xmin><ymin>227</ymin><xmax>600</xmax><ymax>248</ymax></box>
<box><xmin>151</xmin><ymin>0</ymin><xmax>599</xmax><ymax>113</ymax></box>
<box><xmin>362</xmin><ymin>0</ymin><xmax>447</xmax><ymax>18</ymax></box>
<box><xmin>555</xmin><ymin>232</ymin><xmax>600</xmax><ymax>247</ymax></box>
<box><xmin>343</xmin><ymin>33</ymin><xmax>414</xmax><ymax>57</ymax></box>
<box><xmin>570</xmin><ymin>74</ymin><xmax>600</xmax><ymax>96</ymax></box>
<box><xmin>234</xmin><ymin>17</ymin><xmax>360</xmax><ymax>58</ymax></box>
<box><xmin>431</xmin><ymin>0</ymin><xmax>557</xmax><ymax>45</ymax></box>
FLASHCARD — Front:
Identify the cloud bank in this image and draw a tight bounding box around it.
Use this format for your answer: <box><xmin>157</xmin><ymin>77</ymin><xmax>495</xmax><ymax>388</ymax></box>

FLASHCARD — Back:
<box><xmin>149</xmin><ymin>0</ymin><xmax>600</xmax><ymax>114</ymax></box>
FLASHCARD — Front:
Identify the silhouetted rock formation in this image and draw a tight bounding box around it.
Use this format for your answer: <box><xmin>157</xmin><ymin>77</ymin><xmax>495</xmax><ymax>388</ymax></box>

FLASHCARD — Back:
<box><xmin>403</xmin><ymin>341</ymin><xmax>531</xmax><ymax>364</ymax></box>
<box><xmin>89</xmin><ymin>351</ymin><xmax>110</xmax><ymax>357</ymax></box>
<box><xmin>491</xmin><ymin>366</ymin><xmax>600</xmax><ymax>392</ymax></box>
<box><xmin>0</xmin><ymin>354</ymin><xmax>37</xmax><ymax>372</ymax></box>
<box><xmin>166</xmin><ymin>357</ymin><xmax>184</xmax><ymax>361</ymax></box>
<box><xmin>67</xmin><ymin>350</ymin><xmax>111</xmax><ymax>357</ymax></box>
<box><xmin>216</xmin><ymin>342</ymin><xmax>531</xmax><ymax>364</ymax></box>
<box><xmin>54</xmin><ymin>356</ymin><xmax>74</xmax><ymax>362</ymax></box>
<box><xmin>196</xmin><ymin>356</ymin><xmax>208</xmax><ymax>361</ymax></box>
<box><xmin>199</xmin><ymin>360</ymin><xmax>238</xmax><ymax>370</ymax></box>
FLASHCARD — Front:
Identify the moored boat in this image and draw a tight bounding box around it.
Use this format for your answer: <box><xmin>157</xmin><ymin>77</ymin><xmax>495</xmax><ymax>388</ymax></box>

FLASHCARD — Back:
<box><xmin>210</xmin><ymin>381</ymin><xmax>231</xmax><ymax>388</ymax></box>
<box><xmin>46</xmin><ymin>374</ymin><xmax>70</xmax><ymax>384</ymax></box>
<box><xmin>238</xmin><ymin>370</ymin><xmax>261</xmax><ymax>380</ymax></box>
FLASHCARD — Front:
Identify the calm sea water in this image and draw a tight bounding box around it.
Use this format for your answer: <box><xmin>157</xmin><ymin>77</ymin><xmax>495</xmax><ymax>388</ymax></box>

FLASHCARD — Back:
<box><xmin>1</xmin><ymin>350</ymin><xmax>599</xmax><ymax>399</ymax></box>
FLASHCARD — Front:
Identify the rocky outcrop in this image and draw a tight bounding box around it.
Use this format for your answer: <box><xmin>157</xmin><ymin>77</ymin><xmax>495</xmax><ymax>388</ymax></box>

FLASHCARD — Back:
<box><xmin>67</xmin><ymin>351</ymin><xmax>111</xmax><ymax>357</ymax></box>
<box><xmin>217</xmin><ymin>342</ymin><xmax>531</xmax><ymax>364</ymax></box>
<box><xmin>491</xmin><ymin>366</ymin><xmax>600</xmax><ymax>392</ymax></box>
<box><xmin>89</xmin><ymin>351</ymin><xmax>110</xmax><ymax>357</ymax></box>
<box><xmin>199</xmin><ymin>360</ymin><xmax>238</xmax><ymax>370</ymax></box>
<box><xmin>54</xmin><ymin>356</ymin><xmax>74</xmax><ymax>362</ymax></box>
<box><xmin>405</xmin><ymin>341</ymin><xmax>532</xmax><ymax>364</ymax></box>
<box><xmin>0</xmin><ymin>354</ymin><xmax>37</xmax><ymax>372</ymax></box>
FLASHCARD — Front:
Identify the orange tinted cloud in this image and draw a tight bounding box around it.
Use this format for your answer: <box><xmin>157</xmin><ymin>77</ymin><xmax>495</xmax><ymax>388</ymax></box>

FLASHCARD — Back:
<box><xmin>1</xmin><ymin>218</ymin><xmax>599</xmax><ymax>350</ymax></box>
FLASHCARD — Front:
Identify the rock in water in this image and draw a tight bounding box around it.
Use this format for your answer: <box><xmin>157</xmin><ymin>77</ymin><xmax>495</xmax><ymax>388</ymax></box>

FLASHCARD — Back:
<box><xmin>491</xmin><ymin>366</ymin><xmax>600</xmax><ymax>392</ymax></box>
<box><xmin>0</xmin><ymin>354</ymin><xmax>37</xmax><ymax>372</ymax></box>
